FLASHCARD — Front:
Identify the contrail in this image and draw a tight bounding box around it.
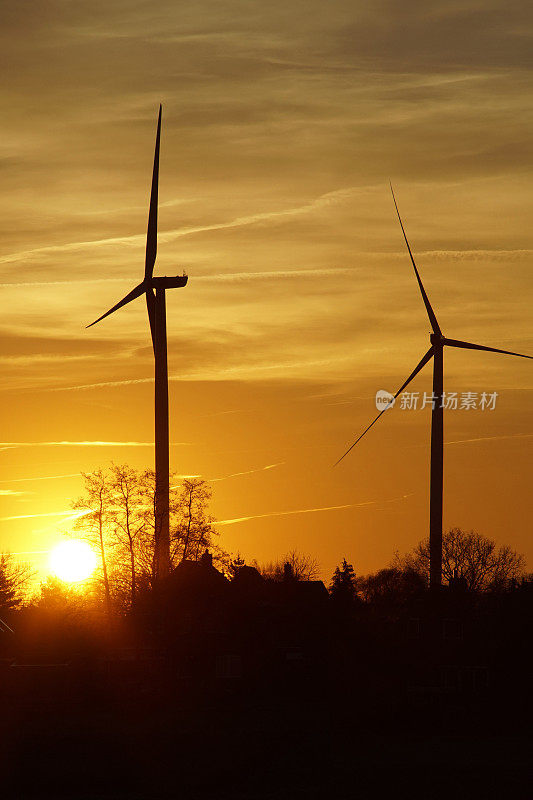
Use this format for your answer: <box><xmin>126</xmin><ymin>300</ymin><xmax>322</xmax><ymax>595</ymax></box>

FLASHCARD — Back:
<box><xmin>0</xmin><ymin>440</ymin><xmax>190</xmax><ymax>448</ymax></box>
<box><xmin>209</xmin><ymin>462</ymin><xmax>285</xmax><ymax>482</ymax></box>
<box><xmin>0</xmin><ymin>186</ymin><xmax>357</xmax><ymax>266</ymax></box>
<box><xmin>47</xmin><ymin>378</ymin><xmax>154</xmax><ymax>392</ymax></box>
<box><xmin>0</xmin><ymin>267</ymin><xmax>355</xmax><ymax>289</ymax></box>
<box><xmin>217</xmin><ymin>500</ymin><xmax>375</xmax><ymax>526</ymax></box>
<box><xmin>39</xmin><ymin>354</ymin><xmax>355</xmax><ymax>393</ymax></box>
<box><xmin>0</xmin><ymin>510</ymin><xmax>90</xmax><ymax>522</ymax></box>
<box><xmin>0</xmin><ymin>473</ymin><xmax>82</xmax><ymax>484</ymax></box>
<box><xmin>445</xmin><ymin>432</ymin><xmax>533</xmax><ymax>445</ymax></box>
<box><xmin>169</xmin><ymin>463</ymin><xmax>284</xmax><ymax>489</ymax></box>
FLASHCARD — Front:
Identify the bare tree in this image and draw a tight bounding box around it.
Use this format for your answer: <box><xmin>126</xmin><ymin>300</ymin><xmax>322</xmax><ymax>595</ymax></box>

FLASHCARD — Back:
<box><xmin>257</xmin><ymin>550</ymin><xmax>320</xmax><ymax>582</ymax></box>
<box><xmin>398</xmin><ymin>527</ymin><xmax>525</xmax><ymax>592</ymax></box>
<box><xmin>73</xmin><ymin>469</ymin><xmax>113</xmax><ymax>617</ymax></box>
<box><xmin>107</xmin><ymin>464</ymin><xmax>146</xmax><ymax>608</ymax></box>
<box><xmin>137</xmin><ymin>475</ymin><xmax>223</xmax><ymax>574</ymax></box>
<box><xmin>72</xmin><ymin>466</ymin><xmax>227</xmax><ymax>610</ymax></box>
<box><xmin>136</xmin><ymin>469</ymin><xmax>182</xmax><ymax>585</ymax></box>
<box><xmin>175</xmin><ymin>478</ymin><xmax>217</xmax><ymax>562</ymax></box>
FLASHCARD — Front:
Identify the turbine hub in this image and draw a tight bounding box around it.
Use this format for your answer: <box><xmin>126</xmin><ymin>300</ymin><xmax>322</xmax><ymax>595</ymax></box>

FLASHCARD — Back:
<box><xmin>430</xmin><ymin>332</ymin><xmax>443</xmax><ymax>346</ymax></box>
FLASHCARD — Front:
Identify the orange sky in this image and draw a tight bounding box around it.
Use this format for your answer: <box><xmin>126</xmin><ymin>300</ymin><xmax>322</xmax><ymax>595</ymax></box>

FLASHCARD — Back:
<box><xmin>1</xmin><ymin>1</ymin><xmax>532</xmax><ymax>583</ymax></box>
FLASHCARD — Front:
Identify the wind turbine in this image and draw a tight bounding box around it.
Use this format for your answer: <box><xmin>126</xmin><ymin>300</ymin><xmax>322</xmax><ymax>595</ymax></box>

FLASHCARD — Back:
<box><xmin>336</xmin><ymin>185</ymin><xmax>532</xmax><ymax>590</ymax></box>
<box><xmin>87</xmin><ymin>105</ymin><xmax>187</xmax><ymax>580</ymax></box>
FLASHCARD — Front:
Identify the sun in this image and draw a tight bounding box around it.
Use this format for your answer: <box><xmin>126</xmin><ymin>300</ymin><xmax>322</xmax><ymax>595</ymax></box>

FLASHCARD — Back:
<box><xmin>49</xmin><ymin>540</ymin><xmax>97</xmax><ymax>584</ymax></box>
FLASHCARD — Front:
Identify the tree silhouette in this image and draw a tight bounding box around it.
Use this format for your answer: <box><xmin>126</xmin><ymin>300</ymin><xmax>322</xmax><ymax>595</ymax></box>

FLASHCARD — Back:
<box><xmin>174</xmin><ymin>478</ymin><xmax>218</xmax><ymax>562</ymax></box>
<box><xmin>329</xmin><ymin>559</ymin><xmax>357</xmax><ymax>603</ymax></box>
<box><xmin>229</xmin><ymin>553</ymin><xmax>246</xmax><ymax>578</ymax></box>
<box><xmin>398</xmin><ymin>527</ymin><xmax>525</xmax><ymax>592</ymax></box>
<box><xmin>72</xmin><ymin>465</ymin><xmax>226</xmax><ymax>611</ymax></box>
<box><xmin>73</xmin><ymin>469</ymin><xmax>113</xmax><ymax>617</ymax></box>
<box><xmin>0</xmin><ymin>552</ymin><xmax>32</xmax><ymax>612</ymax></box>
<box><xmin>140</xmin><ymin>475</ymin><xmax>224</xmax><ymax>572</ymax></box>
<box><xmin>358</xmin><ymin>566</ymin><xmax>426</xmax><ymax>605</ymax></box>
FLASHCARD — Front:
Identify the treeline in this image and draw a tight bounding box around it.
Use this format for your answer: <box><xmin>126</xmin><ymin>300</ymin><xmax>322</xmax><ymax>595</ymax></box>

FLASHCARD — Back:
<box><xmin>329</xmin><ymin>526</ymin><xmax>527</xmax><ymax>606</ymax></box>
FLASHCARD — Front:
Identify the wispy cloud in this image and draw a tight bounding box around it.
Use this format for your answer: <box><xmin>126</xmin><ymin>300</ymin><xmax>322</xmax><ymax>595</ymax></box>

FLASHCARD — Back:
<box><xmin>169</xmin><ymin>463</ymin><xmax>284</xmax><ymax>489</ymax></box>
<box><xmin>445</xmin><ymin>433</ymin><xmax>533</xmax><ymax>445</ymax></box>
<box><xmin>0</xmin><ymin>277</ymin><xmax>128</xmax><ymax>288</ymax></box>
<box><xmin>209</xmin><ymin>462</ymin><xmax>285</xmax><ymax>482</ymax></box>
<box><xmin>0</xmin><ymin>354</ymin><xmax>100</xmax><ymax>366</ymax></box>
<box><xmin>47</xmin><ymin>378</ymin><xmax>154</xmax><ymax>393</ymax></box>
<box><xmin>2</xmin><ymin>251</ymin><xmax>531</xmax><ymax>288</ymax></box>
<box><xmin>42</xmin><ymin>354</ymin><xmax>357</xmax><ymax>393</ymax></box>
<box><xmin>0</xmin><ymin>440</ymin><xmax>189</xmax><ymax>448</ymax></box>
<box><xmin>417</xmin><ymin>249</ymin><xmax>533</xmax><ymax>263</ymax></box>
<box><xmin>0</xmin><ymin>187</ymin><xmax>357</xmax><ymax>266</ymax></box>
<box><xmin>0</xmin><ymin>510</ymin><xmax>89</xmax><ymax>522</ymax></box>
<box><xmin>0</xmin><ymin>267</ymin><xmax>356</xmax><ymax>289</ymax></box>
<box><xmin>0</xmin><ymin>489</ymin><xmax>26</xmax><ymax>496</ymax></box>
<box><xmin>217</xmin><ymin>490</ymin><xmax>416</xmax><ymax>525</ymax></box>
<box><xmin>0</xmin><ymin>473</ymin><xmax>81</xmax><ymax>484</ymax></box>
<box><xmin>195</xmin><ymin>267</ymin><xmax>355</xmax><ymax>283</ymax></box>
<box><xmin>217</xmin><ymin>500</ymin><xmax>375</xmax><ymax>526</ymax></box>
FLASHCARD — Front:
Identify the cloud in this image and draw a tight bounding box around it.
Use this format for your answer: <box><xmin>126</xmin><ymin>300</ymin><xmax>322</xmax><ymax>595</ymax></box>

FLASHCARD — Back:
<box><xmin>217</xmin><ymin>500</ymin><xmax>375</xmax><ymax>526</ymax></box>
<box><xmin>0</xmin><ymin>510</ymin><xmax>89</xmax><ymax>522</ymax></box>
<box><xmin>0</xmin><ymin>186</ymin><xmax>357</xmax><ymax>266</ymax></box>
<box><xmin>46</xmin><ymin>379</ymin><xmax>154</xmax><ymax>393</ymax></box>
<box><xmin>169</xmin><ymin>463</ymin><xmax>284</xmax><ymax>488</ymax></box>
<box><xmin>0</xmin><ymin>440</ymin><xmax>190</xmax><ymax>448</ymax></box>
<box><xmin>0</xmin><ymin>267</ymin><xmax>355</xmax><ymax>288</ymax></box>
<box><xmin>209</xmin><ymin>462</ymin><xmax>285</xmax><ymax>482</ymax></box>
<box><xmin>445</xmin><ymin>432</ymin><xmax>533</xmax><ymax>445</ymax></box>
<box><xmin>0</xmin><ymin>489</ymin><xmax>26</xmax><ymax>496</ymax></box>
<box><xmin>0</xmin><ymin>473</ymin><xmax>82</xmax><ymax>484</ymax></box>
<box><xmin>1</xmin><ymin>252</ymin><xmax>532</xmax><ymax>289</ymax></box>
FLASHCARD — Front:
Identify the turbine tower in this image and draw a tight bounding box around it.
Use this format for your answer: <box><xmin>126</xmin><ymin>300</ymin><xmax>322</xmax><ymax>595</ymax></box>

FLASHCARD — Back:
<box><xmin>336</xmin><ymin>186</ymin><xmax>532</xmax><ymax>590</ymax></box>
<box><xmin>87</xmin><ymin>105</ymin><xmax>187</xmax><ymax>580</ymax></box>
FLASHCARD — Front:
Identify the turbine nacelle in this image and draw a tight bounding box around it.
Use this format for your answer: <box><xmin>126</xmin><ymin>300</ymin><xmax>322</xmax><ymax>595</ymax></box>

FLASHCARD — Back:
<box><xmin>86</xmin><ymin>273</ymin><xmax>188</xmax><ymax>330</ymax></box>
<box><xmin>152</xmin><ymin>274</ymin><xmax>188</xmax><ymax>290</ymax></box>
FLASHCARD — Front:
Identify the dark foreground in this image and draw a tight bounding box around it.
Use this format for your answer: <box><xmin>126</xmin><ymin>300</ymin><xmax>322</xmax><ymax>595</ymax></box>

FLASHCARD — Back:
<box><xmin>2</xmin><ymin>563</ymin><xmax>532</xmax><ymax>798</ymax></box>
<box><xmin>1</xmin><ymin>659</ymin><xmax>531</xmax><ymax>800</ymax></box>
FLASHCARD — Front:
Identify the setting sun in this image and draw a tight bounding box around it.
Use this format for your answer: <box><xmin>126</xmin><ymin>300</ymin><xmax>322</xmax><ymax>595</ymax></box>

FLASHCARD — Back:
<box><xmin>49</xmin><ymin>540</ymin><xmax>97</xmax><ymax>584</ymax></box>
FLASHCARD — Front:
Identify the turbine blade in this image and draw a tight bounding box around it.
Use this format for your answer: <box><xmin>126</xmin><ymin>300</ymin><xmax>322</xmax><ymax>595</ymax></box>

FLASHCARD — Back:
<box><xmin>390</xmin><ymin>183</ymin><xmax>441</xmax><ymax>335</ymax></box>
<box><xmin>443</xmin><ymin>337</ymin><xmax>533</xmax><ymax>360</ymax></box>
<box><xmin>145</xmin><ymin>105</ymin><xmax>162</xmax><ymax>281</ymax></box>
<box><xmin>86</xmin><ymin>282</ymin><xmax>146</xmax><ymax>328</ymax></box>
<box><xmin>334</xmin><ymin>346</ymin><xmax>435</xmax><ymax>466</ymax></box>
<box><xmin>146</xmin><ymin>288</ymin><xmax>156</xmax><ymax>352</ymax></box>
